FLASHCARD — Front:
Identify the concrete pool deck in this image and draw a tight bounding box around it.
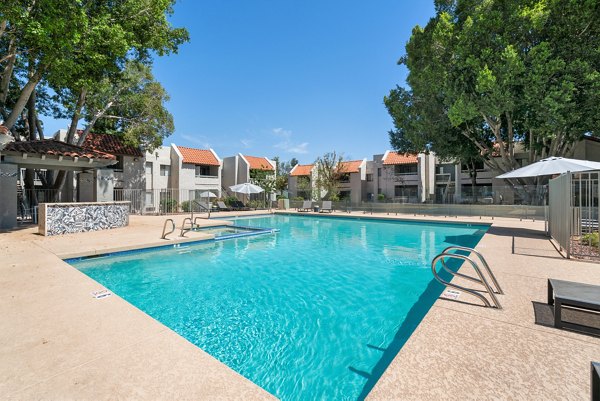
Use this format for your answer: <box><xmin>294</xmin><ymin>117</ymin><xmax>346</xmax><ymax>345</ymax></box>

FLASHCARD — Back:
<box><xmin>1</xmin><ymin>210</ymin><xmax>598</xmax><ymax>400</ymax></box>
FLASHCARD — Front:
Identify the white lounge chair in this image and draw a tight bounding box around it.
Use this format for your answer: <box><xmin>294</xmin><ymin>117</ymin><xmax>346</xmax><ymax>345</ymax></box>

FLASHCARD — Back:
<box><xmin>320</xmin><ymin>201</ymin><xmax>333</xmax><ymax>213</ymax></box>
<box><xmin>298</xmin><ymin>200</ymin><xmax>312</xmax><ymax>212</ymax></box>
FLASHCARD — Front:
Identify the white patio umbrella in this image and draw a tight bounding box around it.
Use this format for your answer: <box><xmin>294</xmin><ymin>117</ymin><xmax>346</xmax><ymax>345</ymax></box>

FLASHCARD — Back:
<box><xmin>496</xmin><ymin>157</ymin><xmax>600</xmax><ymax>179</ymax></box>
<box><xmin>198</xmin><ymin>191</ymin><xmax>217</xmax><ymax>209</ymax></box>
<box><xmin>229</xmin><ymin>183</ymin><xmax>264</xmax><ymax>194</ymax></box>
<box><xmin>229</xmin><ymin>183</ymin><xmax>264</xmax><ymax>207</ymax></box>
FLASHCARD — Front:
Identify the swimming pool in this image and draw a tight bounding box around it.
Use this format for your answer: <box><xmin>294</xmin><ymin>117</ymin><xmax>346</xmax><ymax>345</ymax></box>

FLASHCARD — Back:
<box><xmin>69</xmin><ymin>215</ymin><xmax>488</xmax><ymax>400</ymax></box>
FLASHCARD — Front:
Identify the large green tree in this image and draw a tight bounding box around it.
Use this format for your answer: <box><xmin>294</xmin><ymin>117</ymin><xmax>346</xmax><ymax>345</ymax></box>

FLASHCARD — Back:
<box><xmin>0</xmin><ymin>0</ymin><xmax>188</xmax><ymax>192</ymax></box>
<box><xmin>385</xmin><ymin>0</ymin><xmax>600</xmax><ymax>174</ymax></box>
<box><xmin>0</xmin><ymin>0</ymin><xmax>187</xmax><ymax>138</ymax></box>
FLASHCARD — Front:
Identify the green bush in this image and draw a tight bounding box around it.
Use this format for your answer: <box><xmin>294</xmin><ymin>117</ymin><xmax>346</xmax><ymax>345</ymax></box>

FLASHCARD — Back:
<box><xmin>160</xmin><ymin>198</ymin><xmax>178</xmax><ymax>212</ymax></box>
<box><xmin>377</xmin><ymin>193</ymin><xmax>386</xmax><ymax>201</ymax></box>
<box><xmin>291</xmin><ymin>196</ymin><xmax>304</xmax><ymax>201</ymax></box>
<box><xmin>581</xmin><ymin>232</ymin><xmax>599</xmax><ymax>247</ymax></box>
<box><xmin>277</xmin><ymin>194</ymin><xmax>288</xmax><ymax>200</ymax></box>
<box><xmin>181</xmin><ymin>200</ymin><xmax>191</xmax><ymax>212</ymax></box>
<box><xmin>224</xmin><ymin>196</ymin><xmax>238</xmax><ymax>206</ymax></box>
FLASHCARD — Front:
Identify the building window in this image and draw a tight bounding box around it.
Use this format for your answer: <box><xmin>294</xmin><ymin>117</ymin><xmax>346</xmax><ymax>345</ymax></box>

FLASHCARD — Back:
<box><xmin>366</xmin><ymin>173</ymin><xmax>373</xmax><ymax>182</ymax></box>
<box><xmin>395</xmin><ymin>185</ymin><xmax>418</xmax><ymax>198</ymax></box>
<box><xmin>339</xmin><ymin>173</ymin><xmax>350</xmax><ymax>183</ymax></box>
<box><xmin>377</xmin><ymin>168</ymin><xmax>382</xmax><ymax>177</ymax></box>
<box><xmin>394</xmin><ymin>163</ymin><xmax>418</xmax><ymax>175</ymax></box>
<box><xmin>160</xmin><ymin>164</ymin><xmax>170</xmax><ymax>176</ymax></box>
<box><xmin>195</xmin><ymin>165</ymin><xmax>211</xmax><ymax>177</ymax></box>
<box><xmin>339</xmin><ymin>190</ymin><xmax>351</xmax><ymax>200</ymax></box>
<box><xmin>145</xmin><ymin>162</ymin><xmax>152</xmax><ymax>175</ymax></box>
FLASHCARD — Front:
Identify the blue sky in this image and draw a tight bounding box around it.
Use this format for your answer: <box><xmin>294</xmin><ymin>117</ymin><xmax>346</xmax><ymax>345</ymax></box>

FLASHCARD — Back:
<box><xmin>44</xmin><ymin>1</ymin><xmax>435</xmax><ymax>164</ymax></box>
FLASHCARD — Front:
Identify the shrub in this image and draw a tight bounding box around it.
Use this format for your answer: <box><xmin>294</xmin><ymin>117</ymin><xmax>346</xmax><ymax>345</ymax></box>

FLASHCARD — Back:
<box><xmin>377</xmin><ymin>193</ymin><xmax>385</xmax><ymax>201</ymax></box>
<box><xmin>581</xmin><ymin>232</ymin><xmax>599</xmax><ymax>247</ymax></box>
<box><xmin>224</xmin><ymin>196</ymin><xmax>238</xmax><ymax>206</ymax></box>
<box><xmin>160</xmin><ymin>198</ymin><xmax>178</xmax><ymax>212</ymax></box>
<box><xmin>291</xmin><ymin>196</ymin><xmax>304</xmax><ymax>201</ymax></box>
<box><xmin>181</xmin><ymin>200</ymin><xmax>191</xmax><ymax>212</ymax></box>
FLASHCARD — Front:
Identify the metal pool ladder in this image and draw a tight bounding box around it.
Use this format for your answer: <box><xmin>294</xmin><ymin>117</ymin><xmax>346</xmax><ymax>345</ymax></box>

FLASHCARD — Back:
<box><xmin>431</xmin><ymin>246</ymin><xmax>503</xmax><ymax>309</ymax></box>
<box><xmin>161</xmin><ymin>218</ymin><xmax>175</xmax><ymax>239</ymax></box>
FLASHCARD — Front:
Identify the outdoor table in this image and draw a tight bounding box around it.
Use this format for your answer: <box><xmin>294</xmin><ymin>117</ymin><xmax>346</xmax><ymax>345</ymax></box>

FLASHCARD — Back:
<box><xmin>313</xmin><ymin>206</ymin><xmax>320</xmax><ymax>213</ymax></box>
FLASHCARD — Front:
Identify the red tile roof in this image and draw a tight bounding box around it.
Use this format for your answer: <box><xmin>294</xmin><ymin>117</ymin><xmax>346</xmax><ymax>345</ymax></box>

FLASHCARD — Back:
<box><xmin>178</xmin><ymin>146</ymin><xmax>220</xmax><ymax>166</ymax></box>
<box><xmin>81</xmin><ymin>132</ymin><xmax>143</xmax><ymax>157</ymax></box>
<box><xmin>290</xmin><ymin>164</ymin><xmax>313</xmax><ymax>176</ymax></box>
<box><xmin>3</xmin><ymin>139</ymin><xmax>116</xmax><ymax>160</ymax></box>
<box><xmin>338</xmin><ymin>160</ymin><xmax>363</xmax><ymax>173</ymax></box>
<box><xmin>383</xmin><ymin>152</ymin><xmax>418</xmax><ymax>165</ymax></box>
<box><xmin>244</xmin><ymin>155</ymin><xmax>274</xmax><ymax>171</ymax></box>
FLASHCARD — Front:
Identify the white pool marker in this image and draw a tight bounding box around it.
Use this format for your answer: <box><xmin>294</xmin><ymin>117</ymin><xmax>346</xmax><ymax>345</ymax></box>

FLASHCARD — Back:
<box><xmin>441</xmin><ymin>289</ymin><xmax>461</xmax><ymax>300</ymax></box>
<box><xmin>91</xmin><ymin>289</ymin><xmax>112</xmax><ymax>299</ymax></box>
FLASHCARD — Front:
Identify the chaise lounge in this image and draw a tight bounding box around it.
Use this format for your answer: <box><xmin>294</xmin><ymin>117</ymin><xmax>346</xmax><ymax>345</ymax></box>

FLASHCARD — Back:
<box><xmin>320</xmin><ymin>201</ymin><xmax>333</xmax><ymax>213</ymax></box>
<box><xmin>547</xmin><ymin>278</ymin><xmax>600</xmax><ymax>336</ymax></box>
<box><xmin>298</xmin><ymin>200</ymin><xmax>312</xmax><ymax>212</ymax></box>
<box><xmin>217</xmin><ymin>201</ymin><xmax>232</xmax><ymax>211</ymax></box>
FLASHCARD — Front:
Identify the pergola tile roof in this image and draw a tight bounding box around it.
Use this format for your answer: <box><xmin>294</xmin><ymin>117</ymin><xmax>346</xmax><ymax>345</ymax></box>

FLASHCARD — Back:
<box><xmin>244</xmin><ymin>155</ymin><xmax>274</xmax><ymax>171</ymax></box>
<box><xmin>3</xmin><ymin>139</ymin><xmax>116</xmax><ymax>160</ymax></box>
<box><xmin>383</xmin><ymin>152</ymin><xmax>418</xmax><ymax>165</ymax></box>
<box><xmin>290</xmin><ymin>164</ymin><xmax>313</xmax><ymax>176</ymax></box>
<box><xmin>178</xmin><ymin>146</ymin><xmax>220</xmax><ymax>166</ymax></box>
<box><xmin>81</xmin><ymin>132</ymin><xmax>143</xmax><ymax>157</ymax></box>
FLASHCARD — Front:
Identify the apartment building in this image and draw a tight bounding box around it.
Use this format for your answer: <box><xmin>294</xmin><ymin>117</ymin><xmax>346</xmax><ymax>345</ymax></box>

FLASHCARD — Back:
<box><xmin>222</xmin><ymin>154</ymin><xmax>277</xmax><ymax>199</ymax></box>
<box><xmin>365</xmin><ymin>151</ymin><xmax>435</xmax><ymax>203</ymax></box>
<box><xmin>288</xmin><ymin>164</ymin><xmax>315</xmax><ymax>199</ymax></box>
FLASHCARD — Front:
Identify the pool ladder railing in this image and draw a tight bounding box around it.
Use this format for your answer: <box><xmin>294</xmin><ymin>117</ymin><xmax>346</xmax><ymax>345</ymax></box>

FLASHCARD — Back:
<box><xmin>161</xmin><ymin>218</ymin><xmax>175</xmax><ymax>240</ymax></box>
<box><xmin>180</xmin><ymin>217</ymin><xmax>193</xmax><ymax>237</ymax></box>
<box><xmin>190</xmin><ymin>200</ymin><xmax>211</xmax><ymax>222</ymax></box>
<box><xmin>431</xmin><ymin>246</ymin><xmax>503</xmax><ymax>309</ymax></box>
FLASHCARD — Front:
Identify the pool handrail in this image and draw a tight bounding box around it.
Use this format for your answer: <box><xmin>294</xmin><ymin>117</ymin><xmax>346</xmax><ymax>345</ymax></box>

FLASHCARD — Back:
<box><xmin>180</xmin><ymin>217</ymin><xmax>193</xmax><ymax>237</ymax></box>
<box><xmin>161</xmin><ymin>218</ymin><xmax>175</xmax><ymax>240</ymax></box>
<box><xmin>431</xmin><ymin>252</ymin><xmax>502</xmax><ymax>309</ymax></box>
<box><xmin>439</xmin><ymin>245</ymin><xmax>503</xmax><ymax>295</ymax></box>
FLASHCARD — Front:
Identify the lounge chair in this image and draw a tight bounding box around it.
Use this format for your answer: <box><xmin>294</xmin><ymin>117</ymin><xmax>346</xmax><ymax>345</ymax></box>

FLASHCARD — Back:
<box><xmin>547</xmin><ymin>279</ymin><xmax>600</xmax><ymax>336</ymax></box>
<box><xmin>320</xmin><ymin>201</ymin><xmax>333</xmax><ymax>213</ymax></box>
<box><xmin>298</xmin><ymin>200</ymin><xmax>312</xmax><ymax>212</ymax></box>
<box><xmin>217</xmin><ymin>201</ymin><xmax>232</xmax><ymax>211</ymax></box>
<box><xmin>232</xmin><ymin>200</ymin><xmax>251</xmax><ymax>211</ymax></box>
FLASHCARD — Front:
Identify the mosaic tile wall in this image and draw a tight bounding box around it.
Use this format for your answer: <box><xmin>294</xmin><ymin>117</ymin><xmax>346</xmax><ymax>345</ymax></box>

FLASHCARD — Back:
<box><xmin>45</xmin><ymin>203</ymin><xmax>129</xmax><ymax>236</ymax></box>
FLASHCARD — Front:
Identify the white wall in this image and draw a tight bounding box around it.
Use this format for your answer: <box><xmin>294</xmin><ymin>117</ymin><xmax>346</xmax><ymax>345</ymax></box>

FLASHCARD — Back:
<box><xmin>145</xmin><ymin>146</ymin><xmax>173</xmax><ymax>190</ymax></box>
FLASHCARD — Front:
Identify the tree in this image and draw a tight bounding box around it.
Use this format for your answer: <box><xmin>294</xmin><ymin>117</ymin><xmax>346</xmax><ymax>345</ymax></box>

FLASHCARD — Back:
<box><xmin>314</xmin><ymin>151</ymin><xmax>345</xmax><ymax>201</ymax></box>
<box><xmin>0</xmin><ymin>0</ymin><xmax>188</xmax><ymax>194</ymax></box>
<box><xmin>271</xmin><ymin>156</ymin><xmax>299</xmax><ymax>192</ymax></box>
<box><xmin>1</xmin><ymin>0</ymin><xmax>187</xmax><ymax>136</ymax></box>
<box><xmin>385</xmin><ymin>0</ymin><xmax>600</xmax><ymax>176</ymax></box>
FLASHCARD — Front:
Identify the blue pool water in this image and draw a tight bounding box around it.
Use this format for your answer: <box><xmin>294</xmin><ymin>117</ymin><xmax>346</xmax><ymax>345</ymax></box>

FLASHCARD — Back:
<box><xmin>70</xmin><ymin>215</ymin><xmax>488</xmax><ymax>400</ymax></box>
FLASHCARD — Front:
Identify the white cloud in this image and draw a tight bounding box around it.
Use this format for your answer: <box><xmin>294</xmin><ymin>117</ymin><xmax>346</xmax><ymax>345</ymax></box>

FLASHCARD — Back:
<box><xmin>240</xmin><ymin>139</ymin><xmax>253</xmax><ymax>149</ymax></box>
<box><xmin>181</xmin><ymin>134</ymin><xmax>210</xmax><ymax>149</ymax></box>
<box><xmin>272</xmin><ymin>128</ymin><xmax>308</xmax><ymax>154</ymax></box>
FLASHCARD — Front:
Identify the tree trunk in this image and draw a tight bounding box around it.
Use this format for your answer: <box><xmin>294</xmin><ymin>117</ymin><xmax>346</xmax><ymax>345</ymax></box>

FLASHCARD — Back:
<box><xmin>470</xmin><ymin>162</ymin><xmax>478</xmax><ymax>203</ymax></box>
<box><xmin>27</xmin><ymin>89</ymin><xmax>37</xmax><ymax>140</ymax></box>
<box><xmin>3</xmin><ymin>71</ymin><xmax>43</xmax><ymax>130</ymax></box>
<box><xmin>24</xmin><ymin>169</ymin><xmax>38</xmax><ymax>207</ymax></box>
<box><xmin>66</xmin><ymin>88</ymin><xmax>87</xmax><ymax>143</ymax></box>
<box><xmin>0</xmin><ymin>37</ymin><xmax>17</xmax><ymax>116</ymax></box>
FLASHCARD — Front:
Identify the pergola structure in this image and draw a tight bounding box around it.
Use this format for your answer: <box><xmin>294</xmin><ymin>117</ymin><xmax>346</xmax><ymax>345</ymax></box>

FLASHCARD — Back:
<box><xmin>0</xmin><ymin>138</ymin><xmax>117</xmax><ymax>229</ymax></box>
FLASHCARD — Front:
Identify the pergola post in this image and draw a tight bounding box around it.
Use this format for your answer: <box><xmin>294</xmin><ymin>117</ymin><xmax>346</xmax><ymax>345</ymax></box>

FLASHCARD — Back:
<box><xmin>0</xmin><ymin>163</ymin><xmax>18</xmax><ymax>230</ymax></box>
